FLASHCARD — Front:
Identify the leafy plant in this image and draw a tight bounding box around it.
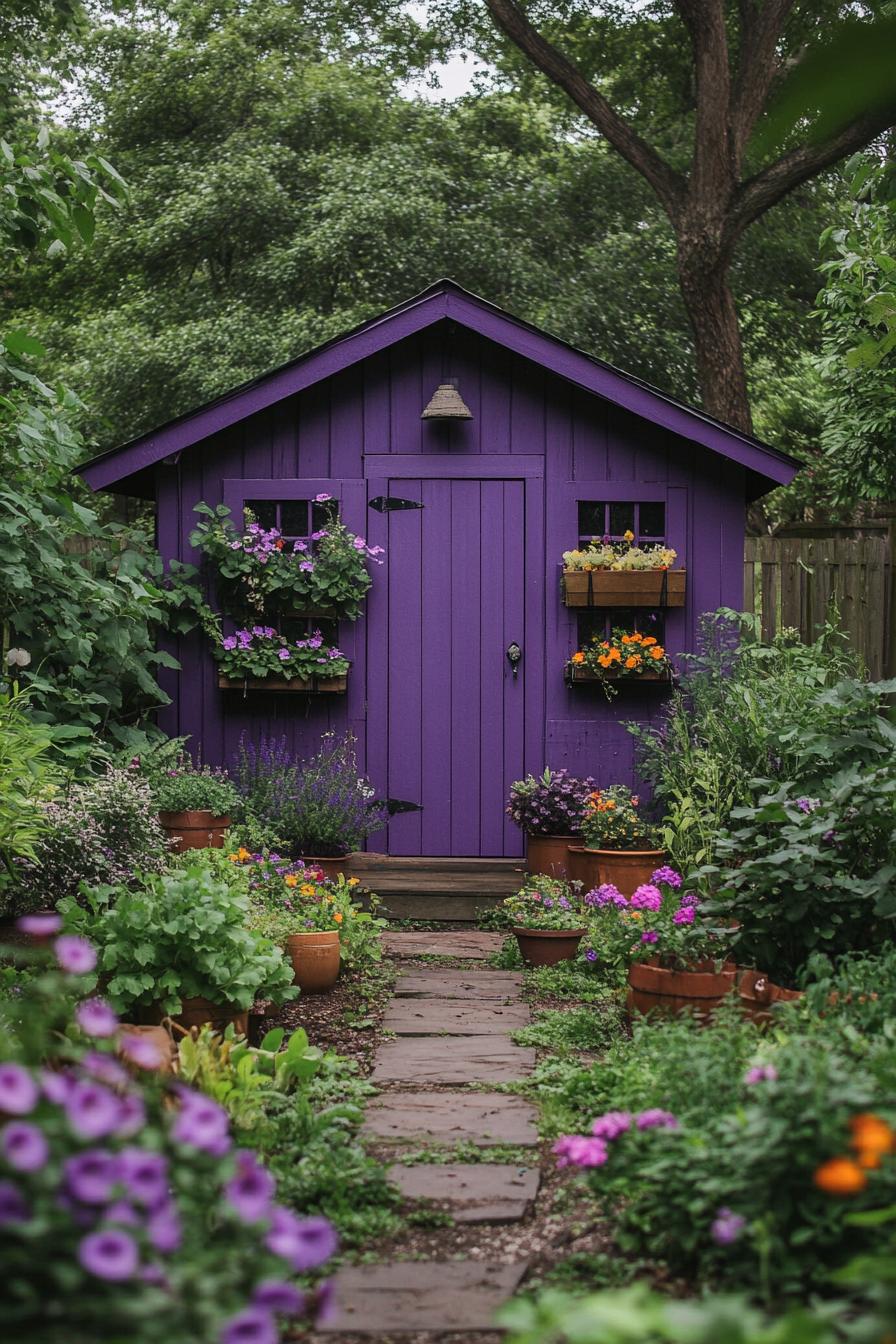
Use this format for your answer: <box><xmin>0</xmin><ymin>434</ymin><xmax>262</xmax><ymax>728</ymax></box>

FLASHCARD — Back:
<box><xmin>503</xmin><ymin>876</ymin><xmax>587</xmax><ymax>931</ymax></box>
<box><xmin>562</xmin><ymin>536</ymin><xmax>677</xmax><ymax>571</ymax></box>
<box><xmin>570</xmin><ymin>629</ymin><xmax>671</xmax><ymax>690</ymax></box>
<box><xmin>0</xmin><ymin>690</ymin><xmax>55</xmax><ymax>913</ymax></box>
<box><xmin>584</xmin><ymin>870</ymin><xmax>733</xmax><ymax>972</ymax></box>
<box><xmin>580</xmin><ymin>785</ymin><xmax>662</xmax><ymax>852</ymax></box>
<box><xmin>176</xmin><ymin>1023</ymin><xmax>322</xmax><ymax>1132</ymax></box>
<box><xmin>215</xmin><ymin>623</ymin><xmax>349</xmax><ymax>683</ymax></box>
<box><xmin>145</xmin><ymin>754</ymin><xmax>240</xmax><ymax>816</ymax></box>
<box><xmin>506</xmin><ymin>768</ymin><xmax>596</xmax><ymax>837</ymax></box>
<box><xmin>60</xmin><ymin>860</ymin><xmax>297</xmax><ymax>1013</ymax></box>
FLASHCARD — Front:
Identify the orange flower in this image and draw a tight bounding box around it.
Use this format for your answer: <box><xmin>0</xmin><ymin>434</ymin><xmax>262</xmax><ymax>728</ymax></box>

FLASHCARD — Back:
<box><xmin>600</xmin><ymin>641</ymin><xmax>610</xmax><ymax>650</ymax></box>
<box><xmin>813</xmin><ymin>1157</ymin><xmax>867</xmax><ymax>1195</ymax></box>
<box><xmin>609</xmin><ymin>648</ymin><xmax>622</xmax><ymax>663</ymax></box>
<box><xmin>275</xmin><ymin>538</ymin><xmax>284</xmax><ymax>550</ymax></box>
<box><xmin>237</xmin><ymin>847</ymin><xmax>250</xmax><ymax>861</ymax></box>
<box><xmin>598</xmin><ymin>654</ymin><xmax>612</xmax><ymax>668</ymax></box>
<box><xmin>334</xmin><ymin>912</ymin><xmax>344</xmax><ymax>923</ymax></box>
<box><xmin>625</xmin><ymin>655</ymin><xmax>642</xmax><ymax>669</ymax></box>
<box><xmin>300</xmin><ymin>883</ymin><xmax>316</xmax><ymax>897</ymax></box>
<box><xmin>642</xmin><ymin>636</ymin><xmax>657</xmax><ymax>647</ymax></box>
<box><xmin>571</xmin><ymin>651</ymin><xmax>586</xmax><ymax>665</ymax></box>
<box><xmin>630</xmin><ymin>632</ymin><xmax>643</xmax><ymax>644</ymax></box>
<box><xmin>284</xmin><ymin>874</ymin><xmax>298</xmax><ymax>888</ymax></box>
<box><xmin>650</xmin><ymin>646</ymin><xmax>665</xmax><ymax>660</ymax></box>
<box><xmin>849</xmin><ymin>1113</ymin><xmax>895</xmax><ymax>1167</ymax></box>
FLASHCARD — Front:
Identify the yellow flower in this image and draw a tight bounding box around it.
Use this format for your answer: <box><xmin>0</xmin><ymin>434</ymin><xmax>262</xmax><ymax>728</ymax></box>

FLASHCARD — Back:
<box><xmin>284</xmin><ymin>874</ymin><xmax>298</xmax><ymax>888</ymax></box>
<box><xmin>237</xmin><ymin>847</ymin><xmax>250</xmax><ymax>861</ymax></box>
<box><xmin>348</xmin><ymin>877</ymin><xmax>359</xmax><ymax>887</ymax></box>
<box><xmin>227</xmin><ymin>853</ymin><xmax>239</xmax><ymax>863</ymax></box>
<box><xmin>623</xmin><ymin>529</ymin><xmax>635</xmax><ymax>542</ymax></box>
<box><xmin>300</xmin><ymin>883</ymin><xmax>316</xmax><ymax>897</ymax></box>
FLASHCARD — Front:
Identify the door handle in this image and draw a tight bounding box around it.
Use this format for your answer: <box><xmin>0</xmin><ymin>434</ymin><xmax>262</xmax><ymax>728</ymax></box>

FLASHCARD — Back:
<box><xmin>506</xmin><ymin>642</ymin><xmax>522</xmax><ymax>679</ymax></box>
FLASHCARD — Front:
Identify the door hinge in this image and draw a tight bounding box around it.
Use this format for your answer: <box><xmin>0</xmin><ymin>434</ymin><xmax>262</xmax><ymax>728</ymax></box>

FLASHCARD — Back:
<box><xmin>368</xmin><ymin>496</ymin><xmax>424</xmax><ymax>513</ymax></box>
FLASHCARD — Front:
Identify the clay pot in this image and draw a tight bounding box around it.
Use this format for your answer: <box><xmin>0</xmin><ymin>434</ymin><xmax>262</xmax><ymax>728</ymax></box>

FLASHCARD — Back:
<box><xmin>567</xmin><ymin>845</ymin><xmax>601</xmax><ymax>891</ymax></box>
<box><xmin>628</xmin><ymin>958</ymin><xmax>737</xmax><ymax>1019</ymax></box>
<box><xmin>525</xmin><ymin>834</ymin><xmax>578</xmax><ymax>878</ymax></box>
<box><xmin>587</xmin><ymin>847</ymin><xmax>666</xmax><ymax>897</ymax></box>
<box><xmin>118</xmin><ymin>1025</ymin><xmax>175</xmax><ymax>1073</ymax></box>
<box><xmin>286</xmin><ymin>931</ymin><xmax>341</xmax><ymax>993</ymax></box>
<box><xmin>298</xmin><ymin>854</ymin><xmax>354</xmax><ymax>882</ymax></box>
<box><xmin>158</xmin><ymin>810</ymin><xmax>230</xmax><ymax>853</ymax></box>
<box><xmin>737</xmin><ymin>969</ymin><xmax>804</xmax><ymax>1023</ymax></box>
<box><xmin>140</xmin><ymin>996</ymin><xmax>248</xmax><ymax>1037</ymax></box>
<box><xmin>513</xmin><ymin>926</ymin><xmax>587</xmax><ymax>968</ymax></box>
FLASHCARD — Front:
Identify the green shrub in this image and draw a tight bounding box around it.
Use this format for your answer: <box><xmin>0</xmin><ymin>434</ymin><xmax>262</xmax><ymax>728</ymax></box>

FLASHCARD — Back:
<box><xmin>0</xmin><ymin>691</ymin><xmax>55</xmax><ymax>916</ymax></box>
<box><xmin>147</xmin><ymin>755</ymin><xmax>240</xmax><ymax>816</ymax></box>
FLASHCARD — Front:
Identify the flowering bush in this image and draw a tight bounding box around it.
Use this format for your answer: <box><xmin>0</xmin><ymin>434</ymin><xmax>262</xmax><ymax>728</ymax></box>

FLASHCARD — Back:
<box><xmin>506</xmin><ymin>768</ymin><xmax>596</xmax><ymax>836</ymax></box>
<box><xmin>0</xmin><ymin>924</ymin><xmax>335</xmax><ymax>1342</ymax></box>
<box><xmin>583</xmin><ymin>869</ymin><xmax>732</xmax><ymax>970</ymax></box>
<box><xmin>563</xmin><ymin>533</ymin><xmax>677</xmax><ymax>571</ymax></box>
<box><xmin>503</xmin><ymin>877</ymin><xmax>587</xmax><ymax>931</ymax></box>
<box><xmin>58</xmin><ymin>859</ymin><xmax>297</xmax><ymax>1014</ymax></box>
<box><xmin>146</xmin><ymin>755</ymin><xmax>240</xmax><ymax>816</ymax></box>
<box><xmin>191</xmin><ymin>502</ymin><xmax>383</xmax><ymax>621</ymax></box>
<box><xmin>13</xmin><ymin>767</ymin><xmax>168</xmax><ymax>916</ymax></box>
<box><xmin>581</xmin><ymin>786</ymin><xmax>662</xmax><ymax>851</ymax></box>
<box><xmin>234</xmin><ymin>732</ymin><xmax>387</xmax><ymax>858</ymax></box>
<box><xmin>216</xmin><ymin>626</ymin><xmax>350</xmax><ymax>684</ymax></box>
<box><xmin>569</xmin><ymin>629</ymin><xmax>673</xmax><ymax>685</ymax></box>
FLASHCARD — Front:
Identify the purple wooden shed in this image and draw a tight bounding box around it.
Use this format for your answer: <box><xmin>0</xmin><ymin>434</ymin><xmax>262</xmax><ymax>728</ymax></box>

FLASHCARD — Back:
<box><xmin>80</xmin><ymin>280</ymin><xmax>798</xmax><ymax>859</ymax></box>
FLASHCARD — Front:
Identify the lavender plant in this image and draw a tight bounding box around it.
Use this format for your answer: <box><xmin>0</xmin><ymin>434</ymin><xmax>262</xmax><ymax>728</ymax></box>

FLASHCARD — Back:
<box><xmin>507</xmin><ymin>768</ymin><xmax>596</xmax><ymax>837</ymax></box>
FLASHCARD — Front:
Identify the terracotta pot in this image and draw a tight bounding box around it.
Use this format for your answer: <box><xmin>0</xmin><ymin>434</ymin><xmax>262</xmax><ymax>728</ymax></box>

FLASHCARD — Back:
<box><xmin>628</xmin><ymin>958</ymin><xmax>737</xmax><ymax>1019</ymax></box>
<box><xmin>298</xmin><ymin>854</ymin><xmax>354</xmax><ymax>881</ymax></box>
<box><xmin>513</xmin><ymin>926</ymin><xmax>587</xmax><ymax>968</ymax></box>
<box><xmin>525</xmin><ymin>834</ymin><xmax>578</xmax><ymax>878</ymax></box>
<box><xmin>286</xmin><ymin>931</ymin><xmax>341</xmax><ymax>993</ymax></box>
<box><xmin>158</xmin><ymin>809</ymin><xmax>230</xmax><ymax>852</ymax></box>
<box><xmin>118</xmin><ymin>1024</ymin><xmax>175</xmax><ymax>1073</ymax></box>
<box><xmin>140</xmin><ymin>996</ymin><xmax>248</xmax><ymax>1037</ymax></box>
<box><xmin>586</xmin><ymin>847</ymin><xmax>665</xmax><ymax>897</ymax></box>
<box><xmin>737</xmin><ymin>968</ymin><xmax>804</xmax><ymax>1023</ymax></box>
<box><xmin>567</xmin><ymin>845</ymin><xmax>601</xmax><ymax>891</ymax></box>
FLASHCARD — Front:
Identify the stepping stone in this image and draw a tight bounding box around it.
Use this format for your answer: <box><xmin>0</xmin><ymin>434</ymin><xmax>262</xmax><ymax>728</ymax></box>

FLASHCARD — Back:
<box><xmin>395</xmin><ymin>969</ymin><xmax>522</xmax><ymax>999</ymax></box>
<box><xmin>384</xmin><ymin>998</ymin><xmax>530</xmax><ymax>1035</ymax></box>
<box><xmin>383</xmin><ymin>931</ymin><xmax>504</xmax><ymax>960</ymax></box>
<box><xmin>388</xmin><ymin>1162</ymin><xmax>540</xmax><ymax>1223</ymax></box>
<box><xmin>363</xmin><ymin>1091</ymin><xmax>539</xmax><ymax>1147</ymax></box>
<box><xmin>319</xmin><ymin>1260</ymin><xmax>528</xmax><ymax>1333</ymax></box>
<box><xmin>371</xmin><ymin>1037</ymin><xmax>535</xmax><ymax>1085</ymax></box>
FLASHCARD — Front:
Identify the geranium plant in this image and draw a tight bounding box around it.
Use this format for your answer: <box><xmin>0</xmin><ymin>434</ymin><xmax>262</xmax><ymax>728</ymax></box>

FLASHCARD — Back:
<box><xmin>569</xmin><ymin>629</ymin><xmax>673</xmax><ymax>689</ymax></box>
<box><xmin>58</xmin><ymin>859</ymin><xmax>298</xmax><ymax>1015</ymax></box>
<box><xmin>191</xmin><ymin>502</ymin><xmax>384</xmax><ymax>621</ymax></box>
<box><xmin>147</xmin><ymin>755</ymin><xmax>240</xmax><ymax>816</ymax></box>
<box><xmin>0</xmin><ymin>920</ymin><xmax>335</xmax><ymax>1342</ymax></box>
<box><xmin>216</xmin><ymin>626</ymin><xmax>349</xmax><ymax>684</ymax></box>
<box><xmin>581</xmin><ymin>786</ymin><xmax>662</xmax><ymax>851</ymax></box>
<box><xmin>506</xmin><ymin>768</ymin><xmax>596</xmax><ymax>836</ymax></box>
<box><xmin>583</xmin><ymin>868</ymin><xmax>732</xmax><ymax>969</ymax></box>
<box><xmin>503</xmin><ymin>876</ymin><xmax>587</xmax><ymax>931</ymax></box>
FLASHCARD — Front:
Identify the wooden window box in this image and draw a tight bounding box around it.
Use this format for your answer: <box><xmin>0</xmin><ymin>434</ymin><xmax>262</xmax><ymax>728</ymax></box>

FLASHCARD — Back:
<box><xmin>566</xmin><ymin>666</ymin><xmax>672</xmax><ymax>687</ymax></box>
<box><xmin>562</xmin><ymin>569</ymin><xmax>686</xmax><ymax>608</ymax></box>
<box><xmin>218</xmin><ymin>674</ymin><xmax>348</xmax><ymax>694</ymax></box>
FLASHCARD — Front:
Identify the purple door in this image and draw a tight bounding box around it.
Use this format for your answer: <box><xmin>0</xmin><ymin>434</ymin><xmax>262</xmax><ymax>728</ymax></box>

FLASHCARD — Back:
<box><xmin>365</xmin><ymin>474</ymin><xmax>544</xmax><ymax>857</ymax></box>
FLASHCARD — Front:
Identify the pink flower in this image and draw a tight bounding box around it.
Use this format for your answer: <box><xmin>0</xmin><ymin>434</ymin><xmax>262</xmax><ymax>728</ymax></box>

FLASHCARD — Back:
<box><xmin>591</xmin><ymin>1111</ymin><xmax>632</xmax><ymax>1141</ymax></box>
<box><xmin>552</xmin><ymin>1134</ymin><xmax>609</xmax><ymax>1168</ymax></box>
<box><xmin>76</xmin><ymin>999</ymin><xmax>119</xmax><ymax>1039</ymax></box>
<box><xmin>630</xmin><ymin>884</ymin><xmax>662</xmax><ymax>912</ymax></box>
<box><xmin>16</xmin><ymin>913</ymin><xmax>61</xmax><ymax>936</ymax></box>
<box><xmin>636</xmin><ymin>1108</ymin><xmax>678</xmax><ymax>1131</ymax></box>
<box><xmin>54</xmin><ymin>935</ymin><xmax>97</xmax><ymax>975</ymax></box>
<box><xmin>745</xmin><ymin>1065</ymin><xmax>778</xmax><ymax>1085</ymax></box>
<box><xmin>672</xmin><ymin>905</ymin><xmax>695</xmax><ymax>925</ymax></box>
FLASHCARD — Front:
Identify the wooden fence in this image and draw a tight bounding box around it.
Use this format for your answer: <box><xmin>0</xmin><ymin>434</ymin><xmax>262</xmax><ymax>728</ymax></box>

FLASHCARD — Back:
<box><xmin>743</xmin><ymin>534</ymin><xmax>890</xmax><ymax>679</ymax></box>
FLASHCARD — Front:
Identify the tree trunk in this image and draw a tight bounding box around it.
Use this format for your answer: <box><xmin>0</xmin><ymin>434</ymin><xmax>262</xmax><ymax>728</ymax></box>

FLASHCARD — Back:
<box><xmin>677</xmin><ymin>237</ymin><xmax>753</xmax><ymax>435</ymax></box>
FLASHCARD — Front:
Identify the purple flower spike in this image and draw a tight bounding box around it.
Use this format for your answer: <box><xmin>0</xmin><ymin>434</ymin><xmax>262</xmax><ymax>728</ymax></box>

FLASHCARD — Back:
<box><xmin>0</xmin><ymin>1062</ymin><xmax>38</xmax><ymax>1115</ymax></box>
<box><xmin>224</xmin><ymin>1150</ymin><xmax>277</xmax><ymax>1223</ymax></box>
<box><xmin>2</xmin><ymin>1122</ymin><xmax>49</xmax><ymax>1172</ymax></box>
<box><xmin>0</xmin><ymin>1179</ymin><xmax>28</xmax><ymax>1226</ymax></box>
<box><xmin>78</xmin><ymin>1228</ymin><xmax>139</xmax><ymax>1281</ymax></box>
<box><xmin>630</xmin><ymin>884</ymin><xmax>663</xmax><ymax>912</ymax></box>
<box><xmin>672</xmin><ymin>906</ymin><xmax>695</xmax><ymax>925</ymax></box>
<box><xmin>650</xmin><ymin>866</ymin><xmax>682</xmax><ymax>889</ymax></box>
<box><xmin>220</xmin><ymin>1307</ymin><xmax>278</xmax><ymax>1344</ymax></box>
<box><xmin>711</xmin><ymin>1207</ymin><xmax>746</xmax><ymax>1246</ymax></box>
<box><xmin>76</xmin><ymin>998</ymin><xmax>119</xmax><ymax>1039</ymax></box>
<box><xmin>54</xmin><ymin>935</ymin><xmax>97</xmax><ymax>975</ymax></box>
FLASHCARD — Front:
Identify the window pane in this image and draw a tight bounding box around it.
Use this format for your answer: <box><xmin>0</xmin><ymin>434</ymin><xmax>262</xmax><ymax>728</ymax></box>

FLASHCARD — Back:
<box><xmin>311</xmin><ymin>498</ymin><xmax>339</xmax><ymax>533</ymax></box>
<box><xmin>577</xmin><ymin>501</ymin><xmax>605</xmax><ymax>538</ymax></box>
<box><xmin>638</xmin><ymin>502</ymin><xmax>666</xmax><ymax>538</ymax></box>
<box><xmin>245</xmin><ymin>499</ymin><xmax>276</xmax><ymax>530</ymax></box>
<box><xmin>281</xmin><ymin>500</ymin><xmax>309</xmax><ymax>537</ymax></box>
<box><xmin>609</xmin><ymin>502</ymin><xmax>635</xmax><ymax>536</ymax></box>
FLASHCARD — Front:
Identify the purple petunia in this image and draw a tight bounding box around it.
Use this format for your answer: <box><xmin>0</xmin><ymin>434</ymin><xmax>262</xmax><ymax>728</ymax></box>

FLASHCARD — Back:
<box><xmin>119</xmin><ymin>1032</ymin><xmax>167</xmax><ymax>1071</ymax></box>
<box><xmin>64</xmin><ymin>1148</ymin><xmax>120</xmax><ymax>1204</ymax></box>
<box><xmin>553</xmin><ymin>1134</ymin><xmax>609</xmax><ymax>1169</ymax></box>
<box><xmin>65</xmin><ymin>1080</ymin><xmax>122</xmax><ymax>1140</ymax></box>
<box><xmin>171</xmin><ymin>1089</ymin><xmax>231</xmax><ymax>1156</ymax></box>
<box><xmin>585</xmin><ymin>948</ymin><xmax>598</xmax><ymax>963</ymax></box>
<box><xmin>711</xmin><ymin>1207</ymin><xmax>746</xmax><ymax>1246</ymax></box>
<box><xmin>76</xmin><ymin>999</ymin><xmax>119</xmax><ymax>1039</ymax></box>
<box><xmin>78</xmin><ymin>1228</ymin><xmax>139</xmax><ymax>1281</ymax></box>
<box><xmin>41</xmin><ymin>1067</ymin><xmax>74</xmax><ymax>1105</ymax></box>
<box><xmin>16</xmin><ymin>912</ymin><xmax>62</xmax><ymax>936</ymax></box>
<box><xmin>636</xmin><ymin>1108</ymin><xmax>679</xmax><ymax>1131</ymax></box>
<box><xmin>630</xmin><ymin>884</ymin><xmax>663</xmax><ymax>912</ymax></box>
<box><xmin>641</xmin><ymin>930</ymin><xmax>659</xmax><ymax>944</ymax></box>
<box><xmin>0</xmin><ymin>1180</ymin><xmax>28</xmax><ymax>1226</ymax></box>
<box><xmin>224</xmin><ymin>1150</ymin><xmax>276</xmax><ymax>1223</ymax></box>
<box><xmin>651</xmin><ymin>866</ymin><xmax>682</xmax><ymax>889</ymax></box>
<box><xmin>115</xmin><ymin>1092</ymin><xmax>147</xmax><ymax>1140</ymax></box>
<box><xmin>265</xmin><ymin>1208</ymin><xmax>338</xmax><ymax>1271</ymax></box>
<box><xmin>0</xmin><ymin>1062</ymin><xmax>38</xmax><ymax>1115</ymax></box>
<box><xmin>591</xmin><ymin>1111</ymin><xmax>632</xmax><ymax>1142</ymax></box>
<box><xmin>252</xmin><ymin>1280</ymin><xmax>306</xmax><ymax>1314</ymax></box>
<box><xmin>745</xmin><ymin>1064</ymin><xmax>779</xmax><ymax>1085</ymax></box>
<box><xmin>54</xmin><ymin>935</ymin><xmax>97</xmax><ymax>975</ymax></box>
<box><xmin>147</xmin><ymin>1200</ymin><xmax>182</xmax><ymax>1253</ymax></box>
<box><xmin>220</xmin><ymin>1307</ymin><xmax>278</xmax><ymax>1344</ymax></box>
<box><xmin>222</xmin><ymin>635</ymin><xmax>238</xmax><ymax>651</ymax></box>
<box><xmin>120</xmin><ymin>1148</ymin><xmax>169</xmax><ymax>1209</ymax></box>
<box><xmin>2</xmin><ymin>1122</ymin><xmax>49</xmax><ymax>1173</ymax></box>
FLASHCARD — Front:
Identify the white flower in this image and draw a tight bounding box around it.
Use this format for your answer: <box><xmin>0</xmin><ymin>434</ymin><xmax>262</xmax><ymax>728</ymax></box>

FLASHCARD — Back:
<box><xmin>6</xmin><ymin>648</ymin><xmax>31</xmax><ymax>668</ymax></box>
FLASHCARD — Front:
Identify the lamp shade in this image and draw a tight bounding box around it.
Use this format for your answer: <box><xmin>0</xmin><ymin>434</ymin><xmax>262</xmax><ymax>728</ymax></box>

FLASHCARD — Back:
<box><xmin>421</xmin><ymin>382</ymin><xmax>473</xmax><ymax>420</ymax></box>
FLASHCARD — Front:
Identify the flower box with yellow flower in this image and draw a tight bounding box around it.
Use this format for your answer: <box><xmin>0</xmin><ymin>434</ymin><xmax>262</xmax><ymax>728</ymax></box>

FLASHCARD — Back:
<box><xmin>562</xmin><ymin>533</ymin><xmax>685</xmax><ymax>608</ymax></box>
<box><xmin>567</xmin><ymin>630</ymin><xmax>674</xmax><ymax>692</ymax></box>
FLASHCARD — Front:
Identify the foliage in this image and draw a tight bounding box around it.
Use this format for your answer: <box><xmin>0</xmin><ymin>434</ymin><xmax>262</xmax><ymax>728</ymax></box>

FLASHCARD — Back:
<box><xmin>703</xmin><ymin>770</ymin><xmax>896</xmax><ymax>983</ymax></box>
<box><xmin>0</xmin><ymin>691</ymin><xmax>55</xmax><ymax>911</ymax></box>
<box><xmin>176</xmin><ymin>1023</ymin><xmax>323</xmax><ymax>1134</ymax></box>
<box><xmin>629</xmin><ymin>611</ymin><xmax>878</xmax><ymax>875</ymax></box>
<box><xmin>191</xmin><ymin>502</ymin><xmax>383</xmax><ymax>622</ymax></box>
<box><xmin>562</xmin><ymin>539</ymin><xmax>677</xmax><ymax>572</ymax></box>
<box><xmin>524</xmin><ymin>958</ymin><xmax>624</xmax><ymax>1003</ymax></box>
<box><xmin>234</xmin><ymin>731</ymin><xmax>387</xmax><ymax>857</ymax></box>
<box><xmin>513</xmin><ymin>1003</ymin><xmax>623</xmax><ymax>1056</ymax></box>
<box><xmin>143</xmin><ymin>754</ymin><xmax>240</xmax><ymax>817</ymax></box>
<box><xmin>504</xmin><ymin>876</ymin><xmax>587</xmax><ymax>931</ymax></box>
<box><xmin>0</xmin><ymin>933</ymin><xmax>334</xmax><ymax>1342</ymax></box>
<box><xmin>800</xmin><ymin>944</ymin><xmax>896</xmax><ymax>1038</ymax></box>
<box><xmin>59</xmin><ymin>860</ymin><xmax>297</xmax><ymax>1013</ymax></box>
<box><xmin>215</xmin><ymin>623</ymin><xmax>349</xmax><ymax>684</ymax></box>
<box><xmin>570</xmin><ymin>630</ymin><xmax>671</xmax><ymax>690</ymax></box>
<box><xmin>506</xmin><ymin>768</ymin><xmax>595</xmax><ymax>837</ymax></box>
<box><xmin>580</xmin><ymin>785</ymin><xmax>662</xmax><ymax>852</ymax></box>
<box><xmin>12</xmin><ymin>766</ymin><xmax>168</xmax><ymax>917</ymax></box>
<box><xmin>583</xmin><ymin>871</ymin><xmax>731</xmax><ymax>972</ymax></box>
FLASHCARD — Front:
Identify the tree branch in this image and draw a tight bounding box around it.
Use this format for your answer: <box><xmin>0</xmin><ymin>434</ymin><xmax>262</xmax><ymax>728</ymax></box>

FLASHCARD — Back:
<box><xmin>671</xmin><ymin>0</ymin><xmax>734</xmax><ymax>201</ymax></box>
<box><xmin>733</xmin><ymin>104</ymin><xmax>896</xmax><ymax>233</ymax></box>
<box><xmin>731</xmin><ymin>0</ymin><xmax>799</xmax><ymax>159</ymax></box>
<box><xmin>483</xmin><ymin>0</ymin><xmax>685</xmax><ymax>219</ymax></box>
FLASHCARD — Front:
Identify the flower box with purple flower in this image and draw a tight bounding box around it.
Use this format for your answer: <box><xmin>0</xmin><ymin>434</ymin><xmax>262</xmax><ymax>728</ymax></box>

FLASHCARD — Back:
<box><xmin>216</xmin><ymin>626</ymin><xmax>350</xmax><ymax>692</ymax></box>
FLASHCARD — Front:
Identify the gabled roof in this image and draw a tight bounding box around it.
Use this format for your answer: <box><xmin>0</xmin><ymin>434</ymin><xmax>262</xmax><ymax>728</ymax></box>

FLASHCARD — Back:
<box><xmin>77</xmin><ymin>279</ymin><xmax>800</xmax><ymax>498</ymax></box>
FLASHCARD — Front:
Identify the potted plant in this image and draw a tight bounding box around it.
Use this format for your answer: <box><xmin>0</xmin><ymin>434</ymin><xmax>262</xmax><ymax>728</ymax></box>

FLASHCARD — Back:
<box><xmin>504</xmin><ymin>876</ymin><xmax>588</xmax><ymax>966</ymax></box>
<box><xmin>149</xmin><ymin>756</ymin><xmax>240</xmax><ymax>851</ymax></box>
<box><xmin>215</xmin><ymin>625</ymin><xmax>350</xmax><ymax>692</ymax></box>
<box><xmin>507</xmin><ymin>768</ymin><xmax>596</xmax><ymax>877</ymax></box>
<box><xmin>580</xmin><ymin>785</ymin><xmax>665</xmax><ymax>894</ymax></box>
<box><xmin>59</xmin><ymin>857</ymin><xmax>297</xmax><ymax>1035</ymax></box>
<box><xmin>568</xmin><ymin>629</ymin><xmax>673</xmax><ymax>696</ymax></box>
<box><xmin>562</xmin><ymin>532</ymin><xmax>685</xmax><ymax>607</ymax></box>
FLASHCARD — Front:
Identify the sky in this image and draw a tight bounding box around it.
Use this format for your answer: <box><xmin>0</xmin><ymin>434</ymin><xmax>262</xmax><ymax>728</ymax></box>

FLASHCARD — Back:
<box><xmin>401</xmin><ymin>2</ymin><xmax>489</xmax><ymax>101</ymax></box>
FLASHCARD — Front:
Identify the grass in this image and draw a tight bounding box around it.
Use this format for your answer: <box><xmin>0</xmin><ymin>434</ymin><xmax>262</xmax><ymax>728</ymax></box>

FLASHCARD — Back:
<box><xmin>513</xmin><ymin>1003</ymin><xmax>624</xmax><ymax>1056</ymax></box>
<box><xmin>395</xmin><ymin>1142</ymin><xmax>539</xmax><ymax>1165</ymax></box>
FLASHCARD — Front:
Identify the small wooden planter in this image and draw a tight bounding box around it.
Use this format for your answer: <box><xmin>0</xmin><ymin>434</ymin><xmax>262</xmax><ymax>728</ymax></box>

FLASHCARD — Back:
<box><xmin>513</xmin><ymin>927</ymin><xmax>587</xmax><ymax>968</ymax></box>
<box><xmin>737</xmin><ymin>969</ymin><xmax>804</xmax><ymax>1023</ymax></box>
<box><xmin>628</xmin><ymin>959</ymin><xmax>737</xmax><ymax>1019</ymax></box>
<box><xmin>158</xmin><ymin>809</ymin><xmax>230</xmax><ymax>852</ymax></box>
<box><xmin>141</xmin><ymin>996</ymin><xmax>248</xmax><ymax>1037</ymax></box>
<box><xmin>218</xmin><ymin>674</ymin><xmax>348</xmax><ymax>693</ymax></box>
<box><xmin>563</xmin><ymin>568</ymin><xmax>686</xmax><ymax>608</ymax></box>
<box><xmin>525</xmin><ymin>833</ymin><xmax>578</xmax><ymax>878</ymax></box>
<box><xmin>567</xmin><ymin>666</ymin><xmax>672</xmax><ymax>687</ymax></box>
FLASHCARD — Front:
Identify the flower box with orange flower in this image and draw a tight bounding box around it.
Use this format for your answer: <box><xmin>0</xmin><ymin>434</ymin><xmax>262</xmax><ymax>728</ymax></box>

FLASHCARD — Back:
<box><xmin>562</xmin><ymin>533</ymin><xmax>685</xmax><ymax>608</ymax></box>
<box><xmin>567</xmin><ymin>630</ymin><xmax>674</xmax><ymax>692</ymax></box>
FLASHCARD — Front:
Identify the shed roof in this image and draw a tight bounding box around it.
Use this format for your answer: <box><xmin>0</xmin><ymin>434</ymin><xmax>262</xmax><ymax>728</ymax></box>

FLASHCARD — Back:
<box><xmin>77</xmin><ymin>279</ymin><xmax>800</xmax><ymax>500</ymax></box>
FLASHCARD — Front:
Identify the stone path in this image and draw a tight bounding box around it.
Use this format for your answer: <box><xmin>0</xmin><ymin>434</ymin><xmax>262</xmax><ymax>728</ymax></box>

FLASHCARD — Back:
<box><xmin>322</xmin><ymin>936</ymin><xmax>539</xmax><ymax>1338</ymax></box>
